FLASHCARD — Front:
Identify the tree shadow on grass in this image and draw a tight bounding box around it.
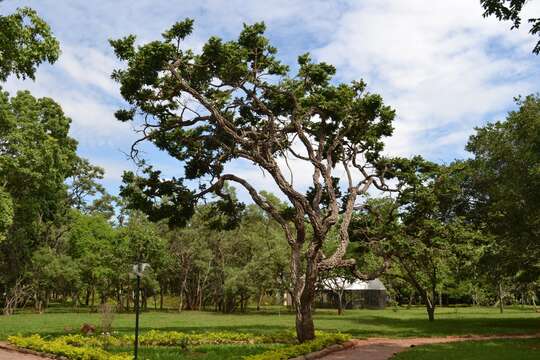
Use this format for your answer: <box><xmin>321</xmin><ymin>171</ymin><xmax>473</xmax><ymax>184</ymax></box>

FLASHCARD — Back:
<box><xmin>315</xmin><ymin>315</ymin><xmax>540</xmax><ymax>338</ymax></box>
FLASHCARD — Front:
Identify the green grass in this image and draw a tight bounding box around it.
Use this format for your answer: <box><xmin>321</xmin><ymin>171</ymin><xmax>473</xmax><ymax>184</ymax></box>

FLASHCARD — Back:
<box><xmin>393</xmin><ymin>338</ymin><xmax>540</xmax><ymax>360</ymax></box>
<box><xmin>109</xmin><ymin>344</ymin><xmax>284</xmax><ymax>360</ymax></box>
<box><xmin>0</xmin><ymin>306</ymin><xmax>538</xmax><ymax>341</ymax></box>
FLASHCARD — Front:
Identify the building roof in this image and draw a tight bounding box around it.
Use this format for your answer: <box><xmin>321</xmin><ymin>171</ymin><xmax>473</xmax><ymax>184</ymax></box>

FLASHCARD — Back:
<box><xmin>321</xmin><ymin>277</ymin><xmax>386</xmax><ymax>291</ymax></box>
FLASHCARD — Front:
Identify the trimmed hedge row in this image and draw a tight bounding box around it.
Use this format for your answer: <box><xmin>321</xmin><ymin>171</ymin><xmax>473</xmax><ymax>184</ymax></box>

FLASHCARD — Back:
<box><xmin>243</xmin><ymin>333</ymin><xmax>351</xmax><ymax>360</ymax></box>
<box><xmin>9</xmin><ymin>330</ymin><xmax>351</xmax><ymax>360</ymax></box>
<box><xmin>54</xmin><ymin>330</ymin><xmax>299</xmax><ymax>347</ymax></box>
<box><xmin>8</xmin><ymin>334</ymin><xmax>130</xmax><ymax>360</ymax></box>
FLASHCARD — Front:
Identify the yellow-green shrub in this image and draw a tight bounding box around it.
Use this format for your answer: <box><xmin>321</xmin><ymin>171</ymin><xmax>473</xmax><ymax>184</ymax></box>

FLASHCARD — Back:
<box><xmin>121</xmin><ymin>330</ymin><xmax>297</xmax><ymax>346</ymax></box>
<box><xmin>8</xmin><ymin>335</ymin><xmax>130</xmax><ymax>360</ymax></box>
<box><xmin>57</xmin><ymin>334</ymin><xmax>123</xmax><ymax>348</ymax></box>
<box><xmin>243</xmin><ymin>333</ymin><xmax>351</xmax><ymax>360</ymax></box>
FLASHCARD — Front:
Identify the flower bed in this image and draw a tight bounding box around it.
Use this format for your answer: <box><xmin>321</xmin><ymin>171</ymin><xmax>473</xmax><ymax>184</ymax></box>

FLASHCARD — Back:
<box><xmin>9</xmin><ymin>330</ymin><xmax>351</xmax><ymax>359</ymax></box>
<box><xmin>244</xmin><ymin>333</ymin><xmax>351</xmax><ymax>360</ymax></box>
<box><xmin>8</xmin><ymin>334</ymin><xmax>130</xmax><ymax>360</ymax></box>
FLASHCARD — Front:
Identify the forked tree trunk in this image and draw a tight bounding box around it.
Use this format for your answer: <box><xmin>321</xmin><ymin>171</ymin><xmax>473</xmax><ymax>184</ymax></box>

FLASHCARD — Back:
<box><xmin>424</xmin><ymin>291</ymin><xmax>436</xmax><ymax>321</ymax></box>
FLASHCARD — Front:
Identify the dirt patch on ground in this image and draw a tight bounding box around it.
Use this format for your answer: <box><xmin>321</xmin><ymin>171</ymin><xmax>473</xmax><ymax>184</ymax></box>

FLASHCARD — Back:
<box><xmin>320</xmin><ymin>333</ymin><xmax>540</xmax><ymax>360</ymax></box>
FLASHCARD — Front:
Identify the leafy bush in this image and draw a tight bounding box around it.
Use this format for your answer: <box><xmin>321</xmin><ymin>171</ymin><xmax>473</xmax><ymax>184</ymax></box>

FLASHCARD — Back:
<box><xmin>59</xmin><ymin>334</ymin><xmax>123</xmax><ymax>348</ymax></box>
<box><xmin>9</xmin><ymin>330</ymin><xmax>350</xmax><ymax>360</ymax></box>
<box><xmin>8</xmin><ymin>335</ymin><xmax>130</xmax><ymax>360</ymax></box>
<box><xmin>121</xmin><ymin>329</ymin><xmax>297</xmax><ymax>346</ymax></box>
<box><xmin>243</xmin><ymin>333</ymin><xmax>351</xmax><ymax>360</ymax></box>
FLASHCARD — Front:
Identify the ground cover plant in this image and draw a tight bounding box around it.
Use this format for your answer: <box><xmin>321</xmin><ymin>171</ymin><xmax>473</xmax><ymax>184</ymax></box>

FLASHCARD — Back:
<box><xmin>8</xmin><ymin>329</ymin><xmax>349</xmax><ymax>360</ymax></box>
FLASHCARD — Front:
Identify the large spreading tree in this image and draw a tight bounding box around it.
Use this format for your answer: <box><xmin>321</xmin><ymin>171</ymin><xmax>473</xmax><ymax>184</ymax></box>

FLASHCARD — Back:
<box><xmin>111</xmin><ymin>20</ymin><xmax>400</xmax><ymax>341</ymax></box>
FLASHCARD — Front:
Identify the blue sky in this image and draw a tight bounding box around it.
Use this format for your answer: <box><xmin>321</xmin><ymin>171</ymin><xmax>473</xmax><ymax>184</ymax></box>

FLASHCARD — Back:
<box><xmin>2</xmin><ymin>0</ymin><xmax>539</xmax><ymax>201</ymax></box>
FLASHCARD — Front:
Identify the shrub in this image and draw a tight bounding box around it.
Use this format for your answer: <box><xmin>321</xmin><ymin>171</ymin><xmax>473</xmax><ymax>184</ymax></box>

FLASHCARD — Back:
<box><xmin>9</xmin><ymin>330</ymin><xmax>350</xmax><ymax>360</ymax></box>
<box><xmin>8</xmin><ymin>335</ymin><xmax>130</xmax><ymax>360</ymax></box>
<box><xmin>243</xmin><ymin>333</ymin><xmax>351</xmax><ymax>360</ymax></box>
<box><xmin>121</xmin><ymin>330</ymin><xmax>297</xmax><ymax>346</ymax></box>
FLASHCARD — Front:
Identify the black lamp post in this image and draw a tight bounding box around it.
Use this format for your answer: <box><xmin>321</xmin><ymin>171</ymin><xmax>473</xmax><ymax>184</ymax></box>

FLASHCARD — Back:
<box><xmin>132</xmin><ymin>263</ymin><xmax>149</xmax><ymax>360</ymax></box>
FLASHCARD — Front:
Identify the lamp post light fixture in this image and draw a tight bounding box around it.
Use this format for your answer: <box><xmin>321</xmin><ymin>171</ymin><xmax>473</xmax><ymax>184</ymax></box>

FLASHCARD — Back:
<box><xmin>132</xmin><ymin>263</ymin><xmax>150</xmax><ymax>360</ymax></box>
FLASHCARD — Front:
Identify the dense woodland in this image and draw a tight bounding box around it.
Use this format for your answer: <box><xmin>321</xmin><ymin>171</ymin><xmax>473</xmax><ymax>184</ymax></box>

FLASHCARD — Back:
<box><xmin>0</xmin><ymin>4</ymin><xmax>538</xmax><ymax>343</ymax></box>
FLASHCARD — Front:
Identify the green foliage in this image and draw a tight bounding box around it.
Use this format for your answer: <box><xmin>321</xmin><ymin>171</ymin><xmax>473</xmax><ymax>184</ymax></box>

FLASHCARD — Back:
<box><xmin>0</xmin><ymin>7</ymin><xmax>60</xmax><ymax>80</ymax></box>
<box><xmin>124</xmin><ymin>329</ymin><xmax>297</xmax><ymax>346</ymax></box>
<box><xmin>0</xmin><ymin>187</ymin><xmax>13</xmax><ymax>242</ymax></box>
<box><xmin>29</xmin><ymin>247</ymin><xmax>82</xmax><ymax>301</ymax></box>
<box><xmin>352</xmin><ymin>161</ymin><xmax>485</xmax><ymax>319</ymax></box>
<box><xmin>8</xmin><ymin>334</ymin><xmax>130</xmax><ymax>360</ymax></box>
<box><xmin>9</xmin><ymin>331</ymin><xmax>347</xmax><ymax>360</ymax></box>
<box><xmin>120</xmin><ymin>168</ymin><xmax>197</xmax><ymax>227</ymax></box>
<box><xmin>243</xmin><ymin>332</ymin><xmax>351</xmax><ymax>360</ymax></box>
<box><xmin>110</xmin><ymin>19</ymin><xmax>395</xmax><ymax>226</ymax></box>
<box><xmin>467</xmin><ymin>95</ymin><xmax>540</xmax><ymax>280</ymax></box>
<box><xmin>68</xmin><ymin>158</ymin><xmax>107</xmax><ymax>212</ymax></box>
<box><xmin>480</xmin><ymin>0</ymin><xmax>540</xmax><ymax>54</ymax></box>
<box><xmin>56</xmin><ymin>334</ymin><xmax>123</xmax><ymax>348</ymax></box>
<box><xmin>0</xmin><ymin>89</ymin><xmax>79</xmax><ymax>286</ymax></box>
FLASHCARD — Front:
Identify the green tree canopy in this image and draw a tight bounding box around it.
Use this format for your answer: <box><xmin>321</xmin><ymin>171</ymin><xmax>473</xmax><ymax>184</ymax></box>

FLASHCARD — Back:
<box><xmin>466</xmin><ymin>95</ymin><xmax>540</xmax><ymax>280</ymax></box>
<box><xmin>110</xmin><ymin>19</ymin><xmax>402</xmax><ymax>341</ymax></box>
<box><xmin>352</xmin><ymin>161</ymin><xmax>483</xmax><ymax>321</ymax></box>
<box><xmin>0</xmin><ymin>7</ymin><xmax>60</xmax><ymax>80</ymax></box>
<box><xmin>0</xmin><ymin>89</ymin><xmax>79</xmax><ymax>285</ymax></box>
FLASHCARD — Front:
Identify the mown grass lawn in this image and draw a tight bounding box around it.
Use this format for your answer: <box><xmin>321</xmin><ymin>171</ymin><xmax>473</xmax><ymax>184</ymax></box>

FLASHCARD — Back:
<box><xmin>0</xmin><ymin>306</ymin><xmax>538</xmax><ymax>340</ymax></box>
<box><xmin>393</xmin><ymin>338</ymin><xmax>540</xmax><ymax>360</ymax></box>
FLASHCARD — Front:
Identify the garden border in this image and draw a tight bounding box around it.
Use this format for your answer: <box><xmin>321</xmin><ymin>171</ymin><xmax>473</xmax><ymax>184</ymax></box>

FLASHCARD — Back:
<box><xmin>0</xmin><ymin>341</ymin><xmax>58</xmax><ymax>359</ymax></box>
<box><xmin>289</xmin><ymin>340</ymin><xmax>357</xmax><ymax>359</ymax></box>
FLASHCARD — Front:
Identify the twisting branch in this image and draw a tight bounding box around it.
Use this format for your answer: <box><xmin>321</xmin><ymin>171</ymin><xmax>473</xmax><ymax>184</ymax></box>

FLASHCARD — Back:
<box><xmin>216</xmin><ymin>174</ymin><xmax>295</xmax><ymax>245</ymax></box>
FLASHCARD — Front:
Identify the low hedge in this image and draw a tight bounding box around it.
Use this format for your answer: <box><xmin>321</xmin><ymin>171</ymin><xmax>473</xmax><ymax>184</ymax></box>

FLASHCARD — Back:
<box><xmin>55</xmin><ymin>330</ymin><xmax>299</xmax><ymax>347</ymax></box>
<box><xmin>38</xmin><ymin>330</ymin><xmax>296</xmax><ymax>348</ymax></box>
<box><xmin>243</xmin><ymin>332</ymin><xmax>351</xmax><ymax>360</ymax></box>
<box><xmin>125</xmin><ymin>329</ymin><xmax>295</xmax><ymax>346</ymax></box>
<box><xmin>8</xmin><ymin>334</ymin><xmax>130</xmax><ymax>360</ymax></box>
<box><xmin>9</xmin><ymin>330</ymin><xmax>351</xmax><ymax>360</ymax></box>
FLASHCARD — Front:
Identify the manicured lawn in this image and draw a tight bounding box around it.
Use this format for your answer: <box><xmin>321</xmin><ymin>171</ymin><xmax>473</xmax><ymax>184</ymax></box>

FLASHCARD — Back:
<box><xmin>393</xmin><ymin>338</ymin><xmax>540</xmax><ymax>360</ymax></box>
<box><xmin>0</xmin><ymin>306</ymin><xmax>538</xmax><ymax>340</ymax></box>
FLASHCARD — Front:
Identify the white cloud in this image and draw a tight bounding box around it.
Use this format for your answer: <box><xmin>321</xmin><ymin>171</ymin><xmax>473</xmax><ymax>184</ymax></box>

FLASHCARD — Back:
<box><xmin>4</xmin><ymin>48</ymin><xmax>133</xmax><ymax>147</ymax></box>
<box><xmin>58</xmin><ymin>45</ymin><xmax>120</xmax><ymax>97</ymax></box>
<box><xmin>315</xmin><ymin>0</ymin><xmax>539</xmax><ymax>158</ymax></box>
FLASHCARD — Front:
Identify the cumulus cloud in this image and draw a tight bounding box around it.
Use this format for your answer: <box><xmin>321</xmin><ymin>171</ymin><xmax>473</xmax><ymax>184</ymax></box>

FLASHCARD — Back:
<box><xmin>315</xmin><ymin>0</ymin><xmax>539</xmax><ymax>158</ymax></box>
